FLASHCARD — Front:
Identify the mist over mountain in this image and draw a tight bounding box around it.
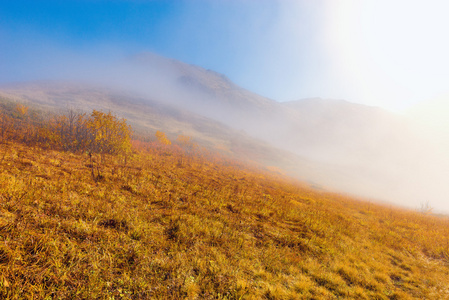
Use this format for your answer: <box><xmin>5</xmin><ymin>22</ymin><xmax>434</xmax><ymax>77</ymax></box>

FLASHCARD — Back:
<box><xmin>1</xmin><ymin>52</ymin><xmax>448</xmax><ymax>212</ymax></box>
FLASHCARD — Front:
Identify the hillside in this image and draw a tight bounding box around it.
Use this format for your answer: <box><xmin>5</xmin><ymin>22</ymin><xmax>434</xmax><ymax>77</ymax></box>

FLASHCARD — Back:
<box><xmin>1</xmin><ymin>121</ymin><xmax>449</xmax><ymax>298</ymax></box>
<box><xmin>0</xmin><ymin>83</ymin><xmax>339</xmax><ymax>191</ymax></box>
<box><xmin>0</xmin><ymin>52</ymin><xmax>447</xmax><ymax>212</ymax></box>
<box><xmin>0</xmin><ymin>83</ymin><xmax>292</xmax><ymax>167</ymax></box>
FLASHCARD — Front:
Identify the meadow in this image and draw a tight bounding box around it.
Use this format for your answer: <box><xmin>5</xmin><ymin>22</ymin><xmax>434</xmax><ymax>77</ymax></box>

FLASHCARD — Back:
<box><xmin>0</xmin><ymin>102</ymin><xmax>449</xmax><ymax>299</ymax></box>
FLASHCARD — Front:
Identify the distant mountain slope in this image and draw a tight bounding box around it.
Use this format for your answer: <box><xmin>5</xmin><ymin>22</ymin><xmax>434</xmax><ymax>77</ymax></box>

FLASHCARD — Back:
<box><xmin>131</xmin><ymin>52</ymin><xmax>278</xmax><ymax>110</ymax></box>
<box><xmin>103</xmin><ymin>52</ymin><xmax>282</xmax><ymax>131</ymax></box>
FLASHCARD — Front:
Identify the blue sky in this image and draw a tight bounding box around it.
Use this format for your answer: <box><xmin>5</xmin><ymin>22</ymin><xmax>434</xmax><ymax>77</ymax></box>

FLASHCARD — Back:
<box><xmin>1</xmin><ymin>0</ymin><xmax>449</xmax><ymax>111</ymax></box>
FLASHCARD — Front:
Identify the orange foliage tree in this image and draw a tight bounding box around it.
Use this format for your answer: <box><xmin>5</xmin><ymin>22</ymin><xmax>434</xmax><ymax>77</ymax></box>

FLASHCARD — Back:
<box><xmin>86</xmin><ymin>110</ymin><xmax>132</xmax><ymax>156</ymax></box>
<box><xmin>155</xmin><ymin>130</ymin><xmax>171</xmax><ymax>145</ymax></box>
<box><xmin>0</xmin><ymin>113</ymin><xmax>13</xmax><ymax>144</ymax></box>
<box><xmin>51</xmin><ymin>110</ymin><xmax>90</xmax><ymax>152</ymax></box>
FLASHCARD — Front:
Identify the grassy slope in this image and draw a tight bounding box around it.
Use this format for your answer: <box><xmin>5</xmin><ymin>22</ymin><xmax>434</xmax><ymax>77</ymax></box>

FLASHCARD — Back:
<box><xmin>1</xmin><ymin>139</ymin><xmax>449</xmax><ymax>299</ymax></box>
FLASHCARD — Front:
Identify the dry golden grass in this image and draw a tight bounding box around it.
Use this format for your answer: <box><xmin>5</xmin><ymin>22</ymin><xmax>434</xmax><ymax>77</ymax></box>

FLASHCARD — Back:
<box><xmin>0</xmin><ymin>101</ymin><xmax>449</xmax><ymax>299</ymax></box>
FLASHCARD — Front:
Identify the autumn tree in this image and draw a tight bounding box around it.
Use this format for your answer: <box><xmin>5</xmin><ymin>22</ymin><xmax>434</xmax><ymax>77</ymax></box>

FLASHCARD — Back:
<box><xmin>52</xmin><ymin>110</ymin><xmax>90</xmax><ymax>152</ymax></box>
<box><xmin>176</xmin><ymin>134</ymin><xmax>197</xmax><ymax>155</ymax></box>
<box><xmin>15</xmin><ymin>104</ymin><xmax>29</xmax><ymax>117</ymax></box>
<box><xmin>155</xmin><ymin>130</ymin><xmax>171</xmax><ymax>146</ymax></box>
<box><xmin>176</xmin><ymin>134</ymin><xmax>191</xmax><ymax>146</ymax></box>
<box><xmin>14</xmin><ymin>104</ymin><xmax>30</xmax><ymax>142</ymax></box>
<box><xmin>86</xmin><ymin>110</ymin><xmax>132</xmax><ymax>156</ymax></box>
<box><xmin>0</xmin><ymin>113</ymin><xmax>13</xmax><ymax>144</ymax></box>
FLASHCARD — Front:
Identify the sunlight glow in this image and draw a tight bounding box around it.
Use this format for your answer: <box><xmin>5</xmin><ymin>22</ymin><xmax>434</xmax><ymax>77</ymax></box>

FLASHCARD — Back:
<box><xmin>325</xmin><ymin>0</ymin><xmax>449</xmax><ymax>111</ymax></box>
